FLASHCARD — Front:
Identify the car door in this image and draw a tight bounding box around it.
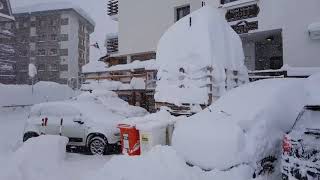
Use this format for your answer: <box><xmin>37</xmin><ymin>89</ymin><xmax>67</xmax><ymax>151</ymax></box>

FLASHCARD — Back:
<box><xmin>61</xmin><ymin>116</ymin><xmax>86</xmax><ymax>145</ymax></box>
<box><xmin>44</xmin><ymin>117</ymin><xmax>60</xmax><ymax>135</ymax></box>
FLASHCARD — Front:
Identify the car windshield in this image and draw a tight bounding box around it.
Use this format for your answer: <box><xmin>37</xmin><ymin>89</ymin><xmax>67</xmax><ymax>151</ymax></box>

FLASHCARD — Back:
<box><xmin>294</xmin><ymin>107</ymin><xmax>320</xmax><ymax>131</ymax></box>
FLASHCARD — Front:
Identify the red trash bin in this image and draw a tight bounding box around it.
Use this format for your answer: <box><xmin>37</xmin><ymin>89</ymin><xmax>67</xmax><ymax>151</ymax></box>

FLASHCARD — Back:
<box><xmin>118</xmin><ymin>124</ymin><xmax>141</xmax><ymax>156</ymax></box>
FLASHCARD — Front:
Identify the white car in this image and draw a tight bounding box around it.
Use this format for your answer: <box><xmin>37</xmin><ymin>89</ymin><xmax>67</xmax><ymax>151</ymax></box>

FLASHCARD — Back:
<box><xmin>23</xmin><ymin>90</ymin><xmax>148</xmax><ymax>155</ymax></box>
<box><xmin>172</xmin><ymin>79</ymin><xmax>306</xmax><ymax>178</ymax></box>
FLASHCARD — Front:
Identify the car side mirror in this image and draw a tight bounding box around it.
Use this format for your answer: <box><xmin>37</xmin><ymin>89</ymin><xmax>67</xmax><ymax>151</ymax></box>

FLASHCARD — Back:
<box><xmin>73</xmin><ymin>120</ymin><xmax>84</xmax><ymax>125</ymax></box>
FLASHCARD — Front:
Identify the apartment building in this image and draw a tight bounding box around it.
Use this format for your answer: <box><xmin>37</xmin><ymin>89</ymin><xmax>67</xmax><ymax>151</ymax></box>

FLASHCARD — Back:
<box><xmin>0</xmin><ymin>0</ymin><xmax>15</xmax><ymax>84</ymax></box>
<box><xmin>106</xmin><ymin>0</ymin><xmax>320</xmax><ymax>73</ymax></box>
<box><xmin>0</xmin><ymin>3</ymin><xmax>95</xmax><ymax>87</ymax></box>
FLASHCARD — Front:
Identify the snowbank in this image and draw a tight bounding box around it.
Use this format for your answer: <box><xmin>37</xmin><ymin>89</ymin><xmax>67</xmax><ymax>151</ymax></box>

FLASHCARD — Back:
<box><xmin>0</xmin><ymin>81</ymin><xmax>78</xmax><ymax>107</ymax></box>
<box><xmin>82</xmin><ymin>60</ymin><xmax>108</xmax><ymax>73</ymax></box>
<box><xmin>106</xmin><ymin>59</ymin><xmax>158</xmax><ymax>72</ymax></box>
<box><xmin>13</xmin><ymin>2</ymin><xmax>95</xmax><ymax>26</ymax></box>
<box><xmin>86</xmin><ymin>145</ymin><xmax>254</xmax><ymax>180</ymax></box>
<box><xmin>155</xmin><ymin>6</ymin><xmax>248</xmax><ymax>106</ymax></box>
<box><xmin>172</xmin><ymin>79</ymin><xmax>305</xmax><ymax>170</ymax></box>
<box><xmin>87</xmin><ymin>146</ymin><xmax>198</xmax><ymax>180</ymax></box>
<box><xmin>1</xmin><ymin>135</ymin><xmax>68</xmax><ymax>180</ymax></box>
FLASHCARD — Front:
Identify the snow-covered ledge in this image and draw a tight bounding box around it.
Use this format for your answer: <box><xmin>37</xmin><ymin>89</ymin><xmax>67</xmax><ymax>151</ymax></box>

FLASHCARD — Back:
<box><xmin>308</xmin><ymin>22</ymin><xmax>320</xmax><ymax>40</ymax></box>
<box><xmin>219</xmin><ymin>0</ymin><xmax>259</xmax><ymax>8</ymax></box>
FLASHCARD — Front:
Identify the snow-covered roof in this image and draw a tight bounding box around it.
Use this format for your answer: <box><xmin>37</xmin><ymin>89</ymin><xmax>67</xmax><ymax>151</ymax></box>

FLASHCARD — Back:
<box><xmin>106</xmin><ymin>59</ymin><xmax>158</xmax><ymax>72</ymax></box>
<box><xmin>13</xmin><ymin>2</ymin><xmax>95</xmax><ymax>27</ymax></box>
<box><xmin>82</xmin><ymin>60</ymin><xmax>108</xmax><ymax>73</ymax></box>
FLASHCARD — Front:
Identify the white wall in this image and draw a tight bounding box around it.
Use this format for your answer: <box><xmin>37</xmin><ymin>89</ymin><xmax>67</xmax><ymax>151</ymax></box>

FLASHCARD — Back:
<box><xmin>118</xmin><ymin>0</ymin><xmax>202</xmax><ymax>56</ymax></box>
<box><xmin>208</xmin><ymin>0</ymin><xmax>320</xmax><ymax>68</ymax></box>
<box><xmin>118</xmin><ymin>0</ymin><xmax>320</xmax><ymax>68</ymax></box>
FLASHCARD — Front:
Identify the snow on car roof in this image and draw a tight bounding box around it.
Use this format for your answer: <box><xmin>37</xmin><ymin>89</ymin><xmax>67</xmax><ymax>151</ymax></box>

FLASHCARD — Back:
<box><xmin>30</xmin><ymin>90</ymin><xmax>148</xmax><ymax>125</ymax></box>
<box><xmin>13</xmin><ymin>2</ymin><xmax>95</xmax><ymax>27</ymax></box>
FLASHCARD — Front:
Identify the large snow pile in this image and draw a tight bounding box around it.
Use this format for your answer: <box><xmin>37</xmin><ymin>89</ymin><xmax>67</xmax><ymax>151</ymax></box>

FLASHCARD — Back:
<box><xmin>86</xmin><ymin>145</ymin><xmax>254</xmax><ymax>180</ymax></box>
<box><xmin>172</xmin><ymin>79</ymin><xmax>305</xmax><ymax>171</ymax></box>
<box><xmin>13</xmin><ymin>2</ymin><xmax>95</xmax><ymax>26</ymax></box>
<box><xmin>155</xmin><ymin>6</ymin><xmax>248</xmax><ymax>106</ymax></box>
<box><xmin>82</xmin><ymin>60</ymin><xmax>108</xmax><ymax>73</ymax></box>
<box><xmin>0</xmin><ymin>135</ymin><xmax>68</xmax><ymax>180</ymax></box>
<box><xmin>0</xmin><ymin>81</ymin><xmax>78</xmax><ymax>107</ymax></box>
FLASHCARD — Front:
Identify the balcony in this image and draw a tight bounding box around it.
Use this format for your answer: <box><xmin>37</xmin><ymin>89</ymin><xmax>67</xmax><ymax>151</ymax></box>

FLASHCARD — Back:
<box><xmin>106</xmin><ymin>34</ymin><xmax>118</xmax><ymax>54</ymax></box>
<box><xmin>107</xmin><ymin>0</ymin><xmax>119</xmax><ymax>21</ymax></box>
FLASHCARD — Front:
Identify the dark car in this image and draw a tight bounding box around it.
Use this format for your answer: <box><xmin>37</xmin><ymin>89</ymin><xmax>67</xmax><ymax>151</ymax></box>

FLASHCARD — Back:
<box><xmin>281</xmin><ymin>105</ymin><xmax>320</xmax><ymax>180</ymax></box>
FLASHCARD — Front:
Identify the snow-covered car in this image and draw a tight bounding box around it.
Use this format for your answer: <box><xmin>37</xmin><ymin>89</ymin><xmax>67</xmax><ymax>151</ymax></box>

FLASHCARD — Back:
<box><xmin>172</xmin><ymin>79</ymin><xmax>306</xmax><ymax>178</ymax></box>
<box><xmin>281</xmin><ymin>107</ymin><xmax>320</xmax><ymax>180</ymax></box>
<box><xmin>23</xmin><ymin>90</ymin><xmax>148</xmax><ymax>155</ymax></box>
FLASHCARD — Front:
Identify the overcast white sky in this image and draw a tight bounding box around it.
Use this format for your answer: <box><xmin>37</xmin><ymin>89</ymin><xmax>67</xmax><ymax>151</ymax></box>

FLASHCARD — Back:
<box><xmin>10</xmin><ymin>0</ymin><xmax>118</xmax><ymax>61</ymax></box>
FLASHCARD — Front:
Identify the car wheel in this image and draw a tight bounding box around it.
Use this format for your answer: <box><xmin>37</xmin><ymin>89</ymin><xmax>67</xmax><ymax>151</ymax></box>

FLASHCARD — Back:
<box><xmin>23</xmin><ymin>132</ymin><xmax>39</xmax><ymax>142</ymax></box>
<box><xmin>88</xmin><ymin>136</ymin><xmax>107</xmax><ymax>155</ymax></box>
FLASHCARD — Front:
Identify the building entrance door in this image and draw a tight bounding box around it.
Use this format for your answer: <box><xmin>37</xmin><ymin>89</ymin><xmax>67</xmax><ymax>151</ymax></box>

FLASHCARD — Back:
<box><xmin>241</xmin><ymin>29</ymin><xmax>283</xmax><ymax>71</ymax></box>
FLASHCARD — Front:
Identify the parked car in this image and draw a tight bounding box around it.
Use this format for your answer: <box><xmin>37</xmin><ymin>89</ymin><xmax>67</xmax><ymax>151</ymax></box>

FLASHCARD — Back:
<box><xmin>172</xmin><ymin>79</ymin><xmax>306</xmax><ymax>178</ymax></box>
<box><xmin>23</xmin><ymin>90</ymin><xmax>148</xmax><ymax>155</ymax></box>
<box><xmin>281</xmin><ymin>105</ymin><xmax>320</xmax><ymax>180</ymax></box>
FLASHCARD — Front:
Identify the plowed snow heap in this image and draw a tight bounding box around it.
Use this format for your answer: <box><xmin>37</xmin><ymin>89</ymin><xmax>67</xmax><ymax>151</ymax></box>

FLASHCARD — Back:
<box><xmin>155</xmin><ymin>6</ymin><xmax>249</xmax><ymax>108</ymax></box>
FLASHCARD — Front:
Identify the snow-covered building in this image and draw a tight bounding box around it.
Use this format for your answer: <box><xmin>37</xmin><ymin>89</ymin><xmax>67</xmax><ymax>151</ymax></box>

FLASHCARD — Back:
<box><xmin>107</xmin><ymin>0</ymin><xmax>320</xmax><ymax>73</ymax></box>
<box><xmin>0</xmin><ymin>2</ymin><xmax>95</xmax><ymax>87</ymax></box>
<box><xmin>0</xmin><ymin>0</ymin><xmax>15</xmax><ymax>84</ymax></box>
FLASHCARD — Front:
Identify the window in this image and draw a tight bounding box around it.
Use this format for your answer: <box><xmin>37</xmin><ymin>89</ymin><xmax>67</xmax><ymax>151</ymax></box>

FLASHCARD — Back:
<box><xmin>61</xmin><ymin>18</ymin><xmax>69</xmax><ymax>25</ymax></box>
<box><xmin>49</xmin><ymin>64</ymin><xmax>59</xmax><ymax>71</ymax></box>
<box><xmin>176</xmin><ymin>5</ymin><xmax>190</xmax><ymax>21</ymax></box>
<box><xmin>39</xmin><ymin>20</ymin><xmax>46</xmax><ymax>27</ymax></box>
<box><xmin>38</xmin><ymin>34</ymin><xmax>46</xmax><ymax>42</ymax></box>
<box><xmin>59</xmin><ymin>49</ymin><xmax>68</xmax><ymax>56</ymax></box>
<box><xmin>20</xmin><ymin>50</ymin><xmax>28</xmax><ymax>57</ymax></box>
<box><xmin>49</xmin><ymin>49</ymin><xmax>58</xmax><ymax>56</ymax></box>
<box><xmin>37</xmin><ymin>49</ymin><xmax>46</xmax><ymax>56</ymax></box>
<box><xmin>5</xmin><ymin>23</ymin><xmax>12</xmax><ymax>30</ymax></box>
<box><xmin>49</xmin><ymin>19</ymin><xmax>57</xmax><ymax>26</ymax></box>
<box><xmin>15</xmin><ymin>22</ymin><xmax>19</xmax><ymax>29</ymax></box>
<box><xmin>38</xmin><ymin>64</ymin><xmax>45</xmax><ymax>71</ymax></box>
<box><xmin>220</xmin><ymin>0</ymin><xmax>239</xmax><ymax>4</ymax></box>
<box><xmin>60</xmin><ymin>34</ymin><xmax>68</xmax><ymax>41</ymax></box>
<box><xmin>23</xmin><ymin>22</ymin><xmax>28</xmax><ymax>28</ymax></box>
<box><xmin>50</xmin><ymin>34</ymin><xmax>58</xmax><ymax>41</ymax></box>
